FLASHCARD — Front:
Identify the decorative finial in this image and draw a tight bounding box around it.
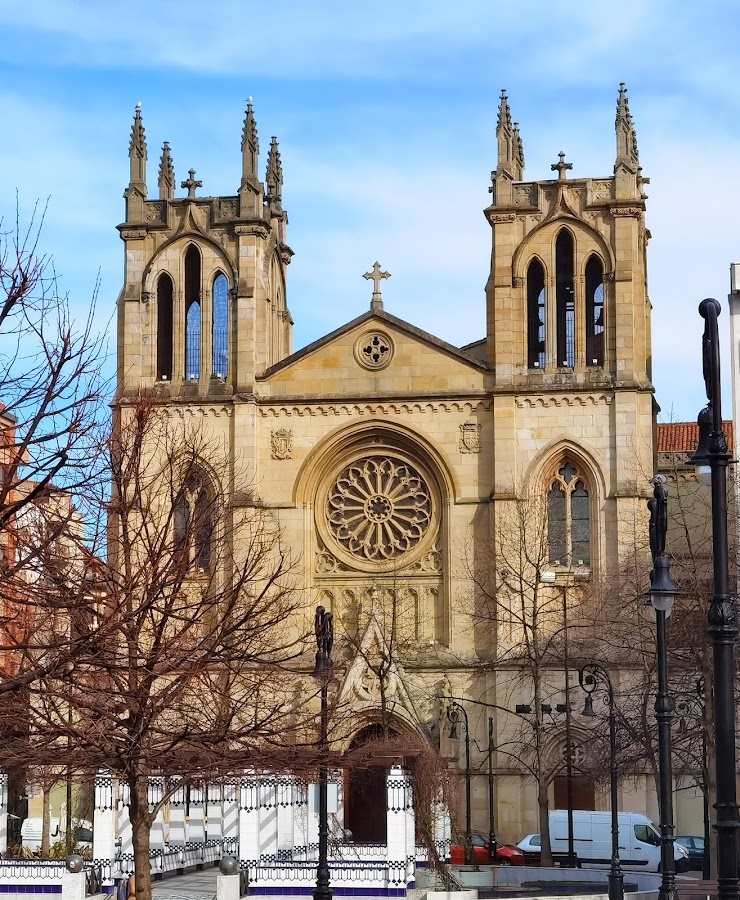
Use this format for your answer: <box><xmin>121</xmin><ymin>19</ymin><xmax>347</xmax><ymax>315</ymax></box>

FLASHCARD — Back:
<box><xmin>363</xmin><ymin>262</ymin><xmax>391</xmax><ymax>311</ymax></box>
<box><xmin>241</xmin><ymin>98</ymin><xmax>259</xmax><ymax>182</ymax></box>
<box><xmin>615</xmin><ymin>82</ymin><xmax>639</xmax><ymax>173</ymax></box>
<box><xmin>495</xmin><ymin>89</ymin><xmax>524</xmax><ymax>185</ymax></box>
<box><xmin>127</xmin><ymin>102</ymin><xmax>147</xmax><ymax>198</ymax></box>
<box><xmin>266</xmin><ymin>136</ymin><xmax>283</xmax><ymax>205</ymax></box>
<box><xmin>497</xmin><ymin>89</ymin><xmax>512</xmax><ymax>130</ymax></box>
<box><xmin>551</xmin><ymin>151</ymin><xmax>573</xmax><ymax>181</ymax></box>
<box><xmin>181</xmin><ymin>168</ymin><xmax>202</xmax><ymax>199</ymax></box>
<box><xmin>158</xmin><ymin>142</ymin><xmax>175</xmax><ymax>201</ymax></box>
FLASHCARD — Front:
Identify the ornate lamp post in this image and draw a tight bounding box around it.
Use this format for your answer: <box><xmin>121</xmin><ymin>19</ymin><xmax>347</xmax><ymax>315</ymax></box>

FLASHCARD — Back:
<box><xmin>313</xmin><ymin>605</ymin><xmax>334</xmax><ymax>900</ymax></box>
<box><xmin>579</xmin><ymin>664</ymin><xmax>623</xmax><ymax>900</ymax></box>
<box><xmin>447</xmin><ymin>701</ymin><xmax>472</xmax><ymax>865</ymax></box>
<box><xmin>646</xmin><ymin>476</ymin><xmax>679</xmax><ymax>900</ymax></box>
<box><xmin>691</xmin><ymin>298</ymin><xmax>739</xmax><ymax>900</ymax></box>
<box><xmin>487</xmin><ymin>716</ymin><xmax>497</xmax><ymax>863</ymax></box>
<box><xmin>541</xmin><ymin>570</ymin><xmax>576</xmax><ymax>867</ymax></box>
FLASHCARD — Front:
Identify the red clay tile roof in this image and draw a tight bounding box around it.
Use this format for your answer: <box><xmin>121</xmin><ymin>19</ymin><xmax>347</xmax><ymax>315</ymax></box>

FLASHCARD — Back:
<box><xmin>657</xmin><ymin>421</ymin><xmax>734</xmax><ymax>452</ymax></box>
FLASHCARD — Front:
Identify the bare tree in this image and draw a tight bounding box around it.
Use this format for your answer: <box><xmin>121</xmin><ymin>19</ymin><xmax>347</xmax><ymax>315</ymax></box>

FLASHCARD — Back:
<box><xmin>7</xmin><ymin>395</ymin><xmax>317</xmax><ymax>899</ymax></box>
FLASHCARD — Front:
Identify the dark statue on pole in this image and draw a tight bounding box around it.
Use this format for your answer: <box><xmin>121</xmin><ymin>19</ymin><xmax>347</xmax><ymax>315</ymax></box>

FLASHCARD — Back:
<box><xmin>313</xmin><ymin>606</ymin><xmax>334</xmax><ymax>900</ymax></box>
<box><xmin>691</xmin><ymin>298</ymin><xmax>738</xmax><ymax>900</ymax></box>
<box><xmin>646</xmin><ymin>477</ymin><xmax>678</xmax><ymax>900</ymax></box>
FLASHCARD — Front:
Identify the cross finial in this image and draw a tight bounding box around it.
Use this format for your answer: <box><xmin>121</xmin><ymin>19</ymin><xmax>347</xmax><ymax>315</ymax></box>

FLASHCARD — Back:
<box><xmin>551</xmin><ymin>151</ymin><xmax>573</xmax><ymax>181</ymax></box>
<box><xmin>181</xmin><ymin>168</ymin><xmax>202</xmax><ymax>199</ymax></box>
<box><xmin>363</xmin><ymin>262</ymin><xmax>391</xmax><ymax>310</ymax></box>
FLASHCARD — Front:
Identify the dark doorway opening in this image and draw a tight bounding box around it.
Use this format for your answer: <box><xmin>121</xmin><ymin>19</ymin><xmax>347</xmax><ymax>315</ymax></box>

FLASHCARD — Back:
<box><xmin>345</xmin><ymin>723</ymin><xmax>399</xmax><ymax>844</ymax></box>
<box><xmin>553</xmin><ymin>775</ymin><xmax>596</xmax><ymax>810</ymax></box>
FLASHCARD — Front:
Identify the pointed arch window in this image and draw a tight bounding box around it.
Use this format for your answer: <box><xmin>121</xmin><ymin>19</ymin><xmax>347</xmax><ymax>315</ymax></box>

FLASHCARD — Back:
<box><xmin>547</xmin><ymin>462</ymin><xmax>591</xmax><ymax>566</ymax></box>
<box><xmin>184</xmin><ymin>246</ymin><xmax>201</xmax><ymax>380</ymax></box>
<box><xmin>212</xmin><ymin>273</ymin><xmax>229</xmax><ymax>379</ymax></box>
<box><xmin>555</xmin><ymin>230</ymin><xmax>575</xmax><ymax>368</ymax></box>
<box><xmin>585</xmin><ymin>255</ymin><xmax>605</xmax><ymax>367</ymax></box>
<box><xmin>156</xmin><ymin>273</ymin><xmax>173</xmax><ymax>381</ymax></box>
<box><xmin>527</xmin><ymin>259</ymin><xmax>546</xmax><ymax>369</ymax></box>
<box><xmin>173</xmin><ymin>469</ymin><xmax>215</xmax><ymax>573</ymax></box>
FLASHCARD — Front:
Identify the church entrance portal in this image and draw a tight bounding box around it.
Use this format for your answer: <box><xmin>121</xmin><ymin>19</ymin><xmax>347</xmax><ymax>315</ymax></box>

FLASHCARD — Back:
<box><xmin>345</xmin><ymin>724</ymin><xmax>399</xmax><ymax>843</ymax></box>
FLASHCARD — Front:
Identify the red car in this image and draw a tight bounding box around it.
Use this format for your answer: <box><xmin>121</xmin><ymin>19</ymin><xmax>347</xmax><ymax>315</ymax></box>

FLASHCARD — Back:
<box><xmin>450</xmin><ymin>834</ymin><xmax>525</xmax><ymax>865</ymax></box>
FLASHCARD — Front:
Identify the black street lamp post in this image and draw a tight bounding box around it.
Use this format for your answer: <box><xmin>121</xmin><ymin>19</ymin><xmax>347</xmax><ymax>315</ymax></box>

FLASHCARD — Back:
<box><xmin>487</xmin><ymin>716</ymin><xmax>497</xmax><ymax>864</ymax></box>
<box><xmin>313</xmin><ymin>606</ymin><xmax>334</xmax><ymax>900</ymax></box>
<box><xmin>646</xmin><ymin>476</ymin><xmax>679</xmax><ymax>900</ymax></box>
<box><xmin>448</xmin><ymin>701</ymin><xmax>472</xmax><ymax>865</ymax></box>
<box><xmin>579</xmin><ymin>664</ymin><xmax>623</xmax><ymax>900</ymax></box>
<box><xmin>691</xmin><ymin>297</ymin><xmax>739</xmax><ymax>900</ymax></box>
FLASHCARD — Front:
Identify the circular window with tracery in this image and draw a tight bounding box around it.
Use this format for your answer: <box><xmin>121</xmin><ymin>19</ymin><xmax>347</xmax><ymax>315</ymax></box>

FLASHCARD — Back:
<box><xmin>354</xmin><ymin>331</ymin><xmax>394</xmax><ymax>370</ymax></box>
<box><xmin>326</xmin><ymin>456</ymin><xmax>432</xmax><ymax>564</ymax></box>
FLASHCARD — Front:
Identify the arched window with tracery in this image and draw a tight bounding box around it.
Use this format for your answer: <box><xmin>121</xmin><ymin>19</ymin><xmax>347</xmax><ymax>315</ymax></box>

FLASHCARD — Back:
<box><xmin>184</xmin><ymin>246</ymin><xmax>201</xmax><ymax>380</ymax></box>
<box><xmin>212</xmin><ymin>273</ymin><xmax>229</xmax><ymax>379</ymax></box>
<box><xmin>527</xmin><ymin>259</ymin><xmax>546</xmax><ymax>369</ymax></box>
<box><xmin>173</xmin><ymin>468</ymin><xmax>214</xmax><ymax>573</ymax></box>
<box><xmin>585</xmin><ymin>255</ymin><xmax>605</xmax><ymax>367</ymax></box>
<box><xmin>555</xmin><ymin>230</ymin><xmax>575</xmax><ymax>368</ymax></box>
<box><xmin>156</xmin><ymin>272</ymin><xmax>173</xmax><ymax>381</ymax></box>
<box><xmin>547</xmin><ymin>462</ymin><xmax>591</xmax><ymax>566</ymax></box>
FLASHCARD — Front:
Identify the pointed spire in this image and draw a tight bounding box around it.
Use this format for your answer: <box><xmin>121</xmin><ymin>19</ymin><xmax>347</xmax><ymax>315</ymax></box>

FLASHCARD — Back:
<box><xmin>241</xmin><ymin>97</ymin><xmax>259</xmax><ymax>185</ymax></box>
<box><xmin>615</xmin><ymin>82</ymin><xmax>639</xmax><ymax>173</ymax></box>
<box><xmin>266</xmin><ymin>136</ymin><xmax>283</xmax><ymax>206</ymax></box>
<box><xmin>128</xmin><ymin>102</ymin><xmax>147</xmax><ymax>196</ymax></box>
<box><xmin>493</xmin><ymin>89</ymin><xmax>523</xmax><ymax>203</ymax></box>
<box><xmin>158</xmin><ymin>141</ymin><xmax>175</xmax><ymax>200</ymax></box>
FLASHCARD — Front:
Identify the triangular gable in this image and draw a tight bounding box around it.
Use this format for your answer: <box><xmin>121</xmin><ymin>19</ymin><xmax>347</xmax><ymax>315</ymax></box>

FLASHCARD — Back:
<box><xmin>335</xmin><ymin>610</ymin><xmax>420</xmax><ymax>728</ymax></box>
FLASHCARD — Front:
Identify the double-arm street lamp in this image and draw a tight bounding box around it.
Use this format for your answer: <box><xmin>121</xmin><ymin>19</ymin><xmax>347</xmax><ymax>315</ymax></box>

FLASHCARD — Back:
<box><xmin>447</xmin><ymin>701</ymin><xmax>472</xmax><ymax>865</ymax></box>
<box><xmin>541</xmin><ymin>569</ymin><xmax>576</xmax><ymax>868</ymax></box>
<box><xmin>579</xmin><ymin>663</ymin><xmax>623</xmax><ymax>900</ymax></box>
<box><xmin>646</xmin><ymin>476</ymin><xmax>679</xmax><ymax>900</ymax></box>
<box><xmin>691</xmin><ymin>298</ymin><xmax>739</xmax><ymax>900</ymax></box>
<box><xmin>313</xmin><ymin>606</ymin><xmax>334</xmax><ymax>900</ymax></box>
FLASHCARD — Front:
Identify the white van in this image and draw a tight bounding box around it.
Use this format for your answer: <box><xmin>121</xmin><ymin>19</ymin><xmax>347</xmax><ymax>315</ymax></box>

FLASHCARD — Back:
<box><xmin>549</xmin><ymin>810</ymin><xmax>689</xmax><ymax>873</ymax></box>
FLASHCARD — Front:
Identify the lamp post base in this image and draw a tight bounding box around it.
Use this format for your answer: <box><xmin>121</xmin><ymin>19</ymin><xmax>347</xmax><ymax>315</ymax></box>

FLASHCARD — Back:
<box><xmin>608</xmin><ymin>871</ymin><xmax>624</xmax><ymax>900</ymax></box>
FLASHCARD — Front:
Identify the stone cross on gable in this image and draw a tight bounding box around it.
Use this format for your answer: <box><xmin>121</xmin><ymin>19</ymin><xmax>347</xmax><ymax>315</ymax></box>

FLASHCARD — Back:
<box><xmin>551</xmin><ymin>151</ymin><xmax>573</xmax><ymax>181</ymax></box>
<box><xmin>181</xmin><ymin>168</ymin><xmax>203</xmax><ymax>199</ymax></box>
<box><xmin>363</xmin><ymin>262</ymin><xmax>391</xmax><ymax>311</ymax></box>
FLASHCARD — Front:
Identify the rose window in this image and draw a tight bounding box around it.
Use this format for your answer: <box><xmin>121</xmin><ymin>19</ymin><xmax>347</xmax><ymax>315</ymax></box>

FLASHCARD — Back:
<box><xmin>326</xmin><ymin>457</ymin><xmax>432</xmax><ymax>561</ymax></box>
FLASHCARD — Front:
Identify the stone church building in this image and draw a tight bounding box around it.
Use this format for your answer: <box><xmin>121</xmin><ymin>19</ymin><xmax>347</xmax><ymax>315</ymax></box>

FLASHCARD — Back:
<box><xmin>113</xmin><ymin>86</ymin><xmax>702</xmax><ymax>846</ymax></box>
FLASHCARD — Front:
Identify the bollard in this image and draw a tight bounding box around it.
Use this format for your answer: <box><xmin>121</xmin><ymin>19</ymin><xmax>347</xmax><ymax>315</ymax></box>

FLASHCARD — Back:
<box><xmin>217</xmin><ymin>856</ymin><xmax>241</xmax><ymax>900</ymax></box>
<box><xmin>62</xmin><ymin>855</ymin><xmax>86</xmax><ymax>900</ymax></box>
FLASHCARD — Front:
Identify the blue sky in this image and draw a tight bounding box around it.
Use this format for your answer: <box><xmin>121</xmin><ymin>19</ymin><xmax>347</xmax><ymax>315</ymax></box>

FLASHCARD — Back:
<box><xmin>1</xmin><ymin>0</ymin><xmax>739</xmax><ymax>421</ymax></box>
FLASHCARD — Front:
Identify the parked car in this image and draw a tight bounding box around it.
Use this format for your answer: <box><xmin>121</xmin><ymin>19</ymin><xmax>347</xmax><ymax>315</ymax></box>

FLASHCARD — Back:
<box><xmin>517</xmin><ymin>833</ymin><xmax>541</xmax><ymax>855</ymax></box>
<box><xmin>675</xmin><ymin>835</ymin><xmax>705</xmax><ymax>872</ymax></box>
<box><xmin>450</xmin><ymin>833</ymin><xmax>525</xmax><ymax>865</ymax></box>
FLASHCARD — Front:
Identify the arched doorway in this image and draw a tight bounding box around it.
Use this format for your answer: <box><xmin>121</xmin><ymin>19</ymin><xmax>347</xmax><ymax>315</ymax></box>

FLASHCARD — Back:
<box><xmin>345</xmin><ymin>724</ymin><xmax>399</xmax><ymax>844</ymax></box>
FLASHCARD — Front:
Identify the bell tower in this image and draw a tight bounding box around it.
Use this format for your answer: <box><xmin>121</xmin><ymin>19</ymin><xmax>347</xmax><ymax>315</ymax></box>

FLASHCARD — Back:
<box><xmin>485</xmin><ymin>85</ymin><xmax>654</xmax><ymax>562</ymax></box>
<box><xmin>116</xmin><ymin>101</ymin><xmax>293</xmax><ymax>401</ymax></box>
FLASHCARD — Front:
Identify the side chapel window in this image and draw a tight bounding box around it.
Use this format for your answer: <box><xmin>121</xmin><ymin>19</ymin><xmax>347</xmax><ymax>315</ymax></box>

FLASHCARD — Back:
<box><xmin>547</xmin><ymin>462</ymin><xmax>590</xmax><ymax>566</ymax></box>
<box><xmin>212</xmin><ymin>273</ymin><xmax>229</xmax><ymax>379</ymax></box>
<box><xmin>527</xmin><ymin>259</ymin><xmax>546</xmax><ymax>369</ymax></box>
<box><xmin>184</xmin><ymin>246</ymin><xmax>201</xmax><ymax>380</ymax></box>
<box><xmin>555</xmin><ymin>230</ymin><xmax>575</xmax><ymax>368</ymax></box>
<box><xmin>173</xmin><ymin>470</ymin><xmax>213</xmax><ymax>572</ymax></box>
<box><xmin>585</xmin><ymin>255</ymin><xmax>605</xmax><ymax>367</ymax></box>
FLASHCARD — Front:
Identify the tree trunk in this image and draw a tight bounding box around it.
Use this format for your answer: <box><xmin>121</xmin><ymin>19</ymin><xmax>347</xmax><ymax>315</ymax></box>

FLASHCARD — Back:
<box><xmin>41</xmin><ymin>786</ymin><xmax>51</xmax><ymax>857</ymax></box>
<box><xmin>128</xmin><ymin>774</ymin><xmax>153</xmax><ymax>900</ymax></box>
<box><xmin>538</xmin><ymin>776</ymin><xmax>553</xmax><ymax>867</ymax></box>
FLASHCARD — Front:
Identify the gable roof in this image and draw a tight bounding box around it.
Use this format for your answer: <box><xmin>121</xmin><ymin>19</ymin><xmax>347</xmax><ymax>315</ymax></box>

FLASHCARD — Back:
<box><xmin>259</xmin><ymin>307</ymin><xmax>489</xmax><ymax>379</ymax></box>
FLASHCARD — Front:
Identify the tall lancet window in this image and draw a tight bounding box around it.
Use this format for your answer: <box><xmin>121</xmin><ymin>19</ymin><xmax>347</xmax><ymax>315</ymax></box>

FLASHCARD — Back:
<box><xmin>184</xmin><ymin>246</ymin><xmax>201</xmax><ymax>380</ymax></box>
<box><xmin>156</xmin><ymin>273</ymin><xmax>173</xmax><ymax>381</ymax></box>
<box><xmin>212</xmin><ymin>274</ymin><xmax>229</xmax><ymax>379</ymax></box>
<box><xmin>547</xmin><ymin>462</ymin><xmax>591</xmax><ymax>567</ymax></box>
<box><xmin>585</xmin><ymin>255</ymin><xmax>605</xmax><ymax>367</ymax></box>
<box><xmin>526</xmin><ymin>259</ymin><xmax>546</xmax><ymax>369</ymax></box>
<box><xmin>555</xmin><ymin>230</ymin><xmax>575</xmax><ymax>368</ymax></box>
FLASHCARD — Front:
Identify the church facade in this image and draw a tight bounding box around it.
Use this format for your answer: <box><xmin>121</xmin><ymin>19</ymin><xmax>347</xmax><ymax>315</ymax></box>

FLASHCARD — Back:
<box><xmin>114</xmin><ymin>87</ymin><xmax>701</xmax><ymax>844</ymax></box>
